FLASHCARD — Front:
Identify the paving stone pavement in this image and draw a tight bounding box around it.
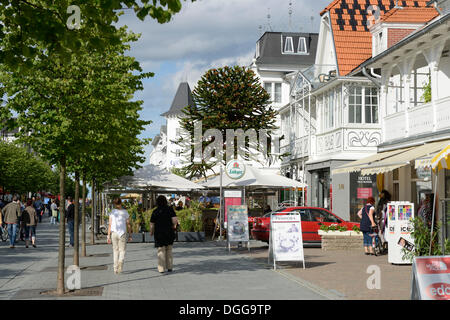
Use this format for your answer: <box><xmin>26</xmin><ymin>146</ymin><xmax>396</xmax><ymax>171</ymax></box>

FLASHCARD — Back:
<box><xmin>0</xmin><ymin>216</ymin><xmax>332</xmax><ymax>300</ymax></box>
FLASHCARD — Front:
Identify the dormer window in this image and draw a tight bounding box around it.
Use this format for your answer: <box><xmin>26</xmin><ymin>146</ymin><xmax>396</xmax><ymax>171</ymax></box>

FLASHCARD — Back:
<box><xmin>256</xmin><ymin>41</ymin><xmax>260</xmax><ymax>58</ymax></box>
<box><xmin>298</xmin><ymin>37</ymin><xmax>307</xmax><ymax>53</ymax></box>
<box><xmin>284</xmin><ymin>37</ymin><xmax>294</xmax><ymax>53</ymax></box>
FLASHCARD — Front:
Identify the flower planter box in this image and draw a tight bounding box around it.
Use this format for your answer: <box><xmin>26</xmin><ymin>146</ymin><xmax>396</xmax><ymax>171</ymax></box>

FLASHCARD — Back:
<box><xmin>144</xmin><ymin>232</ymin><xmax>205</xmax><ymax>243</ymax></box>
<box><xmin>318</xmin><ymin>230</ymin><xmax>363</xmax><ymax>251</ymax></box>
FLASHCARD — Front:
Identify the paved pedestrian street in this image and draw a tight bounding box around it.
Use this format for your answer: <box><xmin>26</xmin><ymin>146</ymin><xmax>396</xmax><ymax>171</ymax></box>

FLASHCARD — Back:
<box><xmin>0</xmin><ymin>217</ymin><xmax>328</xmax><ymax>300</ymax></box>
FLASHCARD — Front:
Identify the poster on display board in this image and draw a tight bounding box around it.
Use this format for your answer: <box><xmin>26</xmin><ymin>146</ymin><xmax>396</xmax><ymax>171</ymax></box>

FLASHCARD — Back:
<box><xmin>226</xmin><ymin>205</ymin><xmax>250</xmax><ymax>252</ymax></box>
<box><xmin>269</xmin><ymin>214</ymin><xmax>305</xmax><ymax>269</ymax></box>
<box><xmin>411</xmin><ymin>256</ymin><xmax>450</xmax><ymax>300</ymax></box>
<box><xmin>387</xmin><ymin>202</ymin><xmax>415</xmax><ymax>264</ymax></box>
<box><xmin>224</xmin><ymin>190</ymin><xmax>242</xmax><ymax>228</ymax></box>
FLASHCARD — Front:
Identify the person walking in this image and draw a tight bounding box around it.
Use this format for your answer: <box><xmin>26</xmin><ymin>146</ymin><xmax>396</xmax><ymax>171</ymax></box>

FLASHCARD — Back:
<box><xmin>66</xmin><ymin>197</ymin><xmax>75</xmax><ymax>247</ymax></box>
<box><xmin>22</xmin><ymin>199</ymin><xmax>38</xmax><ymax>248</ymax></box>
<box><xmin>107</xmin><ymin>198</ymin><xmax>132</xmax><ymax>274</ymax></box>
<box><xmin>150</xmin><ymin>195</ymin><xmax>178</xmax><ymax>274</ymax></box>
<box><xmin>33</xmin><ymin>196</ymin><xmax>44</xmax><ymax>223</ymax></box>
<box><xmin>50</xmin><ymin>199</ymin><xmax>58</xmax><ymax>225</ymax></box>
<box><xmin>376</xmin><ymin>190</ymin><xmax>391</xmax><ymax>250</ymax></box>
<box><xmin>357</xmin><ymin>197</ymin><xmax>378</xmax><ymax>255</ymax></box>
<box><xmin>2</xmin><ymin>195</ymin><xmax>21</xmax><ymax>248</ymax></box>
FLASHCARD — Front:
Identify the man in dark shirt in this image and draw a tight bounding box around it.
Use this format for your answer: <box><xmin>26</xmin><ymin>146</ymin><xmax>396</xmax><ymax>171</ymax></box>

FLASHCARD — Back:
<box><xmin>66</xmin><ymin>197</ymin><xmax>75</xmax><ymax>247</ymax></box>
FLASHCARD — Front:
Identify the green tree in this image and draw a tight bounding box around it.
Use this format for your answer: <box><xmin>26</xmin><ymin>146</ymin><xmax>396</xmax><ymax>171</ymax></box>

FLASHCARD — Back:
<box><xmin>0</xmin><ymin>0</ymin><xmax>195</xmax><ymax>69</ymax></box>
<box><xmin>177</xmin><ymin>66</ymin><xmax>278</xmax><ymax>179</ymax></box>
<box><xmin>0</xmin><ymin>141</ymin><xmax>58</xmax><ymax>195</ymax></box>
<box><xmin>1</xmin><ymin>27</ymin><xmax>150</xmax><ymax>294</ymax></box>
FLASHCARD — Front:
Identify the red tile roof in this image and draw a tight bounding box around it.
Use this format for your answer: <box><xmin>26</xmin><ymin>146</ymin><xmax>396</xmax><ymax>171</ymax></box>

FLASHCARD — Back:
<box><xmin>320</xmin><ymin>0</ymin><xmax>436</xmax><ymax>76</ymax></box>
<box><xmin>381</xmin><ymin>6</ymin><xmax>439</xmax><ymax>22</ymax></box>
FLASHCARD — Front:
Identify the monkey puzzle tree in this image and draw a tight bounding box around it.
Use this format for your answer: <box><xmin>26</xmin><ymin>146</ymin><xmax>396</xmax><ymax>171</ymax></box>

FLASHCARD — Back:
<box><xmin>176</xmin><ymin>66</ymin><xmax>279</xmax><ymax>179</ymax></box>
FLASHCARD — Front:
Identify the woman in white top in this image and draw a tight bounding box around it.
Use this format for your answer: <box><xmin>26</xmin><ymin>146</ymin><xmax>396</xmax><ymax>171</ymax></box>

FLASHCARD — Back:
<box><xmin>107</xmin><ymin>198</ymin><xmax>132</xmax><ymax>274</ymax></box>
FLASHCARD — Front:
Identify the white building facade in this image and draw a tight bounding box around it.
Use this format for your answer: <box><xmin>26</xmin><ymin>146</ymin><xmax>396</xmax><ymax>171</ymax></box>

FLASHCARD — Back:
<box><xmin>345</xmin><ymin>1</ymin><xmax>450</xmax><ymax>242</ymax></box>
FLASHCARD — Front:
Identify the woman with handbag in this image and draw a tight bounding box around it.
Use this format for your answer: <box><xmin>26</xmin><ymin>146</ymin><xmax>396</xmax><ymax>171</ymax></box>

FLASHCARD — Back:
<box><xmin>357</xmin><ymin>197</ymin><xmax>378</xmax><ymax>255</ymax></box>
<box><xmin>150</xmin><ymin>196</ymin><xmax>178</xmax><ymax>273</ymax></box>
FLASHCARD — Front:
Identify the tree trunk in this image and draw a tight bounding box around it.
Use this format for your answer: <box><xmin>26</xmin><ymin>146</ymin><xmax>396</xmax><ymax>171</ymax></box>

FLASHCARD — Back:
<box><xmin>81</xmin><ymin>174</ymin><xmax>87</xmax><ymax>257</ymax></box>
<box><xmin>73</xmin><ymin>171</ymin><xmax>80</xmax><ymax>266</ymax></box>
<box><xmin>91</xmin><ymin>178</ymin><xmax>95</xmax><ymax>245</ymax></box>
<box><xmin>57</xmin><ymin>157</ymin><xmax>66</xmax><ymax>295</ymax></box>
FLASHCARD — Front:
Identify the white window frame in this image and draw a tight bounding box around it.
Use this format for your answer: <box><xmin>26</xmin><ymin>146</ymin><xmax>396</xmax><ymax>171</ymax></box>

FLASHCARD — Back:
<box><xmin>365</xmin><ymin>87</ymin><xmax>379</xmax><ymax>124</ymax></box>
<box><xmin>284</xmin><ymin>36</ymin><xmax>294</xmax><ymax>53</ymax></box>
<box><xmin>298</xmin><ymin>37</ymin><xmax>307</xmax><ymax>54</ymax></box>
<box><xmin>264</xmin><ymin>82</ymin><xmax>283</xmax><ymax>104</ymax></box>
<box><xmin>348</xmin><ymin>86</ymin><xmax>379</xmax><ymax>124</ymax></box>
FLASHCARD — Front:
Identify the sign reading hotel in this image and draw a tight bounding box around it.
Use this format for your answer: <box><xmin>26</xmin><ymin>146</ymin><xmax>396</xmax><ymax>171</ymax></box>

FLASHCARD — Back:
<box><xmin>225</xmin><ymin>159</ymin><xmax>246</xmax><ymax>180</ymax></box>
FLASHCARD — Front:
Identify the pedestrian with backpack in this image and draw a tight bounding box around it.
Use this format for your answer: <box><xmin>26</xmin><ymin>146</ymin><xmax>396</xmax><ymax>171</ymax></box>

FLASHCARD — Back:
<box><xmin>2</xmin><ymin>195</ymin><xmax>21</xmax><ymax>248</ymax></box>
<box><xmin>22</xmin><ymin>199</ymin><xmax>38</xmax><ymax>248</ymax></box>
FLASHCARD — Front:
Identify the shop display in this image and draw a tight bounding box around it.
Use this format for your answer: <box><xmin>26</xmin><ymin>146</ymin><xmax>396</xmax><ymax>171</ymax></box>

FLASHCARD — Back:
<box><xmin>387</xmin><ymin>201</ymin><xmax>415</xmax><ymax>264</ymax></box>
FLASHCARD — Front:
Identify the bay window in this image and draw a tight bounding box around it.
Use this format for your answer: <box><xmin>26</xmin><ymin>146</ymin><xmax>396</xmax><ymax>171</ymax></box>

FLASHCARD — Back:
<box><xmin>348</xmin><ymin>86</ymin><xmax>379</xmax><ymax>124</ymax></box>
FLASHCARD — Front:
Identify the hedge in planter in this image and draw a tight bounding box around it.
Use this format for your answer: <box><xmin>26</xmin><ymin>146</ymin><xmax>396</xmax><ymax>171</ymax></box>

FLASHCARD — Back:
<box><xmin>140</xmin><ymin>201</ymin><xmax>204</xmax><ymax>233</ymax></box>
<box><xmin>176</xmin><ymin>201</ymin><xmax>203</xmax><ymax>232</ymax></box>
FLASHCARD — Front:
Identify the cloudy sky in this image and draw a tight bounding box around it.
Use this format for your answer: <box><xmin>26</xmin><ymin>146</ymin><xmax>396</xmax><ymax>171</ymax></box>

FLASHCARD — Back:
<box><xmin>116</xmin><ymin>0</ymin><xmax>331</xmax><ymax>163</ymax></box>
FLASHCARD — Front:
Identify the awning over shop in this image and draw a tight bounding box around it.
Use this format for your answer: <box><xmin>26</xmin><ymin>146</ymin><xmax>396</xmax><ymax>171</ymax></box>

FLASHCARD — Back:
<box><xmin>431</xmin><ymin>143</ymin><xmax>450</xmax><ymax>171</ymax></box>
<box><xmin>414</xmin><ymin>151</ymin><xmax>439</xmax><ymax>169</ymax></box>
<box><xmin>360</xmin><ymin>140</ymin><xmax>450</xmax><ymax>176</ymax></box>
<box><xmin>332</xmin><ymin>147</ymin><xmax>414</xmax><ymax>175</ymax></box>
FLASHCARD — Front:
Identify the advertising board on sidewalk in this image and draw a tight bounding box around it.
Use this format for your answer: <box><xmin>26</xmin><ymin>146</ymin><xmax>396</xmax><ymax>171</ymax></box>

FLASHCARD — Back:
<box><xmin>226</xmin><ymin>205</ymin><xmax>250</xmax><ymax>252</ymax></box>
<box><xmin>269</xmin><ymin>214</ymin><xmax>305</xmax><ymax>269</ymax></box>
<box><xmin>387</xmin><ymin>202</ymin><xmax>415</xmax><ymax>264</ymax></box>
<box><xmin>411</xmin><ymin>256</ymin><xmax>450</xmax><ymax>300</ymax></box>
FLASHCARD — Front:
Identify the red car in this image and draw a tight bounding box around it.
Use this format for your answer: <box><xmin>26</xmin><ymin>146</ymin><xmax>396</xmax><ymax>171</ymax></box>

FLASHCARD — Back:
<box><xmin>251</xmin><ymin>207</ymin><xmax>360</xmax><ymax>244</ymax></box>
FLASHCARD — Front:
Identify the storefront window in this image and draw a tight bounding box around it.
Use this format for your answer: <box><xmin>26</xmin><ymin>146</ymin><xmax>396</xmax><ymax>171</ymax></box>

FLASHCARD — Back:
<box><xmin>350</xmin><ymin>172</ymin><xmax>379</xmax><ymax>222</ymax></box>
<box><xmin>411</xmin><ymin>167</ymin><xmax>432</xmax><ymax>215</ymax></box>
<box><xmin>310</xmin><ymin>170</ymin><xmax>331</xmax><ymax>210</ymax></box>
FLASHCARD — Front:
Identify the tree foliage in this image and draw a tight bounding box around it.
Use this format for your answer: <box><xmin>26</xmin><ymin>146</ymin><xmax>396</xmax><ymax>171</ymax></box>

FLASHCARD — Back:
<box><xmin>0</xmin><ymin>0</ymin><xmax>195</xmax><ymax>69</ymax></box>
<box><xmin>1</xmin><ymin>27</ymin><xmax>151</xmax><ymax>185</ymax></box>
<box><xmin>0</xmin><ymin>141</ymin><xmax>59</xmax><ymax>195</ymax></box>
<box><xmin>177</xmin><ymin>66</ymin><xmax>278</xmax><ymax>178</ymax></box>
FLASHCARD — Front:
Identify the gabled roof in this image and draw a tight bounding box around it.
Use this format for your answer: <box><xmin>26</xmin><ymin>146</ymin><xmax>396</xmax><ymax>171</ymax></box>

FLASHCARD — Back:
<box><xmin>161</xmin><ymin>82</ymin><xmax>195</xmax><ymax>117</ymax></box>
<box><xmin>320</xmin><ymin>0</ymin><xmax>433</xmax><ymax>76</ymax></box>
<box><xmin>255</xmin><ymin>32</ymin><xmax>319</xmax><ymax>68</ymax></box>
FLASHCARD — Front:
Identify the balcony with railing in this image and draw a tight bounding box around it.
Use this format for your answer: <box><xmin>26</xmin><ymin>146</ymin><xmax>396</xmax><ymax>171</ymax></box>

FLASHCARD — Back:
<box><xmin>384</xmin><ymin>95</ymin><xmax>450</xmax><ymax>142</ymax></box>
